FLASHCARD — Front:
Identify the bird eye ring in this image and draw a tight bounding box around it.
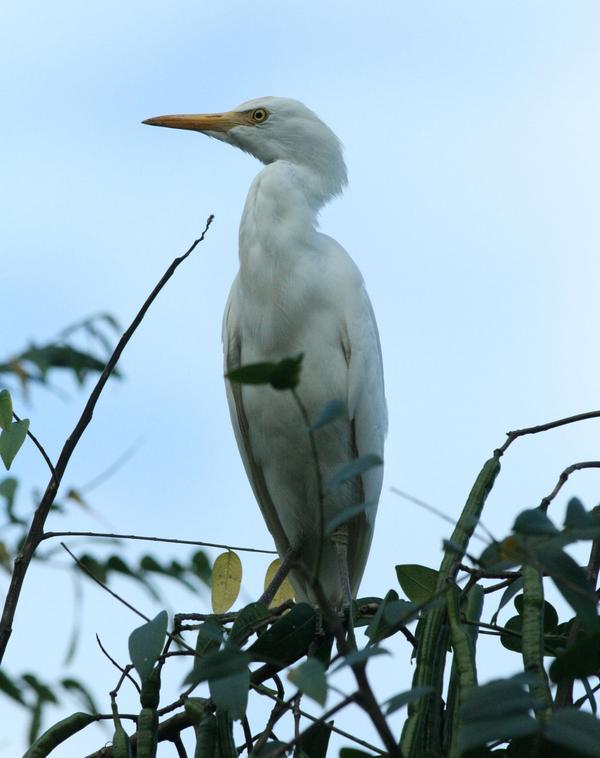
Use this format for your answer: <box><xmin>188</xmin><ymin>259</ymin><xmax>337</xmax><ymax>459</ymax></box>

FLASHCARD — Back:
<box><xmin>251</xmin><ymin>108</ymin><xmax>268</xmax><ymax>123</ymax></box>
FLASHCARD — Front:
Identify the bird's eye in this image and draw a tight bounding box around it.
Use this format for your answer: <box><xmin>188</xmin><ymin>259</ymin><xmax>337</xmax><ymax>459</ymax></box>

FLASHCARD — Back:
<box><xmin>251</xmin><ymin>108</ymin><xmax>268</xmax><ymax>123</ymax></box>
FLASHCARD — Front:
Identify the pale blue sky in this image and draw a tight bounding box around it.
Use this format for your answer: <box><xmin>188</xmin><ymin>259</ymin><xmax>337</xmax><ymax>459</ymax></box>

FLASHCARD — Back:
<box><xmin>2</xmin><ymin>2</ymin><xmax>600</xmax><ymax>754</ymax></box>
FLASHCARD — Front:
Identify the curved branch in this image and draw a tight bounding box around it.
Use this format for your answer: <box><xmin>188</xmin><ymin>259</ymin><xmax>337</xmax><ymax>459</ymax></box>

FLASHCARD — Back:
<box><xmin>0</xmin><ymin>216</ymin><xmax>214</xmax><ymax>663</ymax></box>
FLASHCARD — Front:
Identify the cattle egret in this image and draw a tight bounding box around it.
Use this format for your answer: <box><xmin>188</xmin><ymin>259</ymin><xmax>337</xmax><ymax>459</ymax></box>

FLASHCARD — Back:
<box><xmin>143</xmin><ymin>97</ymin><xmax>386</xmax><ymax>607</ymax></box>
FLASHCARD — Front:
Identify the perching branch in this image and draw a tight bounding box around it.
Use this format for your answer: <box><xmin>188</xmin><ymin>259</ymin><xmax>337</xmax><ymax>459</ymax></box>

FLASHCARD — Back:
<box><xmin>41</xmin><ymin>529</ymin><xmax>276</xmax><ymax>555</ymax></box>
<box><xmin>496</xmin><ymin>409</ymin><xmax>600</xmax><ymax>456</ymax></box>
<box><xmin>538</xmin><ymin>461</ymin><xmax>600</xmax><ymax>512</ymax></box>
<box><xmin>0</xmin><ymin>215</ymin><xmax>214</xmax><ymax>663</ymax></box>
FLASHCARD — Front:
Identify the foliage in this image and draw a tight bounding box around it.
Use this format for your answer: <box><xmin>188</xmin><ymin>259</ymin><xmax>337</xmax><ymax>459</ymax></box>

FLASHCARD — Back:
<box><xmin>3</xmin><ymin>305</ymin><xmax>600</xmax><ymax>756</ymax></box>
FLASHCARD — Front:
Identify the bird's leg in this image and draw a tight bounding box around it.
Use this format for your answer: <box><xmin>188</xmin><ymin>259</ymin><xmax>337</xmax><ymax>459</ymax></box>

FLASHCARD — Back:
<box><xmin>331</xmin><ymin>524</ymin><xmax>352</xmax><ymax>607</ymax></box>
<box><xmin>331</xmin><ymin>523</ymin><xmax>357</xmax><ymax>648</ymax></box>
<box><xmin>258</xmin><ymin>545</ymin><xmax>299</xmax><ymax>607</ymax></box>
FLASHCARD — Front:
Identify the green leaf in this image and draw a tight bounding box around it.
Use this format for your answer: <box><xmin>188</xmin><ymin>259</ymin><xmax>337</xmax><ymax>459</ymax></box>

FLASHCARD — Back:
<box><xmin>384</xmin><ymin>686</ymin><xmax>434</xmax><ymax>715</ymax></box>
<box><xmin>565</xmin><ymin>498</ymin><xmax>595</xmax><ymax>530</ymax></box>
<box><xmin>331</xmin><ymin>646</ymin><xmax>389</xmax><ymax>673</ymax></box>
<box><xmin>544</xmin><ymin>709</ymin><xmax>600</xmax><ymax>757</ymax></box>
<box><xmin>209</xmin><ymin>661</ymin><xmax>249</xmax><ymax>720</ymax></box>
<box><xmin>325</xmin><ymin>502</ymin><xmax>376</xmax><ymax>535</ymax></box>
<box><xmin>339</xmin><ymin>750</ymin><xmax>374</xmax><ymax>758</ymax></box>
<box><xmin>513</xmin><ymin>595</ymin><xmax>559</xmax><ymax>630</ymax></box>
<box><xmin>22</xmin><ymin>673</ymin><xmax>59</xmax><ymax>703</ymax></box>
<box><xmin>491</xmin><ymin>577</ymin><xmax>524</xmax><ymax>625</ymax></box>
<box><xmin>288</xmin><ymin>657</ymin><xmax>328</xmax><ymax>706</ymax></box>
<box><xmin>513</xmin><ymin>509</ymin><xmax>559</xmax><ymax>536</ymax></box>
<box><xmin>184</xmin><ymin>618</ymin><xmax>223</xmax><ymax>686</ymax></box>
<box><xmin>549</xmin><ymin>631</ymin><xmax>600</xmax><ymax>683</ymax></box>
<box><xmin>0</xmin><ymin>667</ymin><xmax>25</xmax><ymax>704</ymax></box>
<box><xmin>458</xmin><ymin>714</ymin><xmax>538</xmax><ymax>753</ymax></box>
<box><xmin>326</xmin><ymin>454</ymin><xmax>383</xmax><ymax>491</ymax></box>
<box><xmin>128</xmin><ymin>610</ymin><xmax>168</xmax><ymax>683</ymax></box>
<box><xmin>0</xmin><ymin>419</ymin><xmax>29</xmax><ymax>470</ymax></box>
<box><xmin>226</xmin><ymin>354</ymin><xmax>303</xmax><ymax>390</ymax></box>
<box><xmin>310</xmin><ymin>399</ymin><xmax>346</xmax><ymax>431</ymax></box>
<box><xmin>188</xmin><ymin>648</ymin><xmax>249</xmax><ymax>684</ymax></box>
<box><xmin>60</xmin><ymin>678</ymin><xmax>100</xmax><ymax>714</ymax></box>
<box><xmin>295</xmin><ymin>720</ymin><xmax>333</xmax><ymax>758</ymax></box>
<box><xmin>364</xmin><ymin>590</ymin><xmax>411</xmax><ymax>643</ymax></box>
<box><xmin>536</xmin><ymin>547</ymin><xmax>599</xmax><ymax>630</ymax></box>
<box><xmin>395</xmin><ymin>564</ymin><xmax>438</xmax><ymax>604</ymax></box>
<box><xmin>248</xmin><ymin>603</ymin><xmax>316</xmax><ymax>665</ymax></box>
<box><xmin>0</xmin><ymin>390</ymin><xmax>12</xmax><ymax>430</ymax></box>
<box><xmin>228</xmin><ymin>602</ymin><xmax>270</xmax><ymax>646</ymax></box>
<box><xmin>499</xmin><ymin>615</ymin><xmax>523</xmax><ymax>653</ymax></box>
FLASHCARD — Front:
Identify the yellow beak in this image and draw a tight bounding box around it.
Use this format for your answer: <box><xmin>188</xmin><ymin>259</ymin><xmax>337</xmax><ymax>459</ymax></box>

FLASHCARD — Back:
<box><xmin>142</xmin><ymin>111</ymin><xmax>248</xmax><ymax>133</ymax></box>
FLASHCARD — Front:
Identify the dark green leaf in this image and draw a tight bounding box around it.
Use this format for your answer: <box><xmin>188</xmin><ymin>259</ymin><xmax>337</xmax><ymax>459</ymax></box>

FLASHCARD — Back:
<box><xmin>0</xmin><ymin>667</ymin><xmax>25</xmax><ymax>704</ymax></box>
<box><xmin>188</xmin><ymin>648</ymin><xmax>249</xmax><ymax>685</ymax></box>
<box><xmin>191</xmin><ymin>550</ymin><xmax>212</xmax><ymax>585</ymax></box>
<box><xmin>248</xmin><ymin>603</ymin><xmax>316</xmax><ymax>665</ymax></box>
<box><xmin>209</xmin><ymin>664</ymin><xmax>249</xmax><ymax>720</ymax></box>
<box><xmin>499</xmin><ymin>616</ymin><xmax>523</xmax><ymax>653</ymax></box>
<box><xmin>339</xmin><ymin>750</ymin><xmax>375</xmax><ymax>758</ymax></box>
<box><xmin>22</xmin><ymin>673</ymin><xmax>59</xmax><ymax>703</ymax></box>
<box><xmin>513</xmin><ymin>595</ymin><xmax>559</xmax><ymax>630</ymax></box>
<box><xmin>544</xmin><ymin>709</ymin><xmax>600</xmax><ymax>757</ymax></box>
<box><xmin>537</xmin><ymin>547</ymin><xmax>599</xmax><ymax>630</ymax></box>
<box><xmin>60</xmin><ymin>678</ymin><xmax>100</xmax><ymax>715</ymax></box>
<box><xmin>513</xmin><ymin>509</ymin><xmax>559</xmax><ymax>536</ymax></box>
<box><xmin>253</xmin><ymin>741</ymin><xmax>288</xmax><ymax>757</ymax></box>
<box><xmin>288</xmin><ymin>657</ymin><xmax>328</xmax><ymax>705</ymax></box>
<box><xmin>226</xmin><ymin>354</ymin><xmax>303</xmax><ymax>390</ymax></box>
<box><xmin>184</xmin><ymin>618</ymin><xmax>223</xmax><ymax>686</ymax></box>
<box><xmin>385</xmin><ymin>686</ymin><xmax>434</xmax><ymax>715</ymax></box>
<box><xmin>295</xmin><ymin>719</ymin><xmax>333</xmax><ymax>758</ymax></box>
<box><xmin>310</xmin><ymin>400</ymin><xmax>346</xmax><ymax>431</ymax></box>
<box><xmin>331</xmin><ymin>646</ymin><xmax>389</xmax><ymax>673</ymax></box>
<box><xmin>0</xmin><ymin>419</ymin><xmax>29</xmax><ymax>470</ymax></box>
<box><xmin>326</xmin><ymin>454</ymin><xmax>383</xmax><ymax>491</ymax></box>
<box><xmin>128</xmin><ymin>610</ymin><xmax>168</xmax><ymax>683</ymax></box>
<box><xmin>461</xmin><ymin>674</ymin><xmax>539</xmax><ymax>722</ymax></box>
<box><xmin>228</xmin><ymin>602</ymin><xmax>269</xmax><ymax>646</ymax></box>
<box><xmin>365</xmin><ymin>590</ymin><xmax>401</xmax><ymax>643</ymax></box>
<box><xmin>395</xmin><ymin>564</ymin><xmax>438</xmax><ymax>604</ymax></box>
<box><xmin>325</xmin><ymin>502</ymin><xmax>376</xmax><ymax>535</ymax></box>
<box><xmin>565</xmin><ymin>498</ymin><xmax>595</xmax><ymax>529</ymax></box>
<box><xmin>491</xmin><ymin>577</ymin><xmax>523</xmax><ymax>625</ymax></box>
<box><xmin>549</xmin><ymin>631</ymin><xmax>600</xmax><ymax>683</ymax></box>
<box><xmin>458</xmin><ymin>714</ymin><xmax>538</xmax><ymax>753</ymax></box>
<box><xmin>0</xmin><ymin>390</ymin><xmax>12</xmax><ymax>430</ymax></box>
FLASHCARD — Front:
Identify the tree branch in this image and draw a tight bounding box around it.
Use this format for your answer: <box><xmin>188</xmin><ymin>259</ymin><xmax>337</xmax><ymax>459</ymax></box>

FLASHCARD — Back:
<box><xmin>538</xmin><ymin>461</ymin><xmax>600</xmax><ymax>512</ymax></box>
<box><xmin>496</xmin><ymin>409</ymin><xmax>600</xmax><ymax>456</ymax></box>
<box><xmin>0</xmin><ymin>216</ymin><xmax>214</xmax><ymax>663</ymax></box>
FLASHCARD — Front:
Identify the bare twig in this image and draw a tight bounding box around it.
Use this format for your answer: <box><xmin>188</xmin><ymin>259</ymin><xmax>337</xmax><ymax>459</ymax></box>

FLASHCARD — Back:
<box><xmin>12</xmin><ymin>410</ymin><xmax>58</xmax><ymax>485</ymax></box>
<box><xmin>496</xmin><ymin>409</ymin><xmax>600</xmax><ymax>456</ymax></box>
<box><xmin>0</xmin><ymin>217</ymin><xmax>214</xmax><ymax>663</ymax></box>
<box><xmin>62</xmin><ymin>543</ymin><xmax>149</xmax><ymax>622</ymax></box>
<box><xmin>41</xmin><ymin>529</ymin><xmax>276</xmax><ymax>554</ymax></box>
<box><xmin>391</xmin><ymin>487</ymin><xmax>489</xmax><ymax>544</ymax></box>
<box><xmin>96</xmin><ymin>634</ymin><xmax>141</xmax><ymax>695</ymax></box>
<box><xmin>539</xmin><ymin>461</ymin><xmax>600</xmax><ymax>512</ymax></box>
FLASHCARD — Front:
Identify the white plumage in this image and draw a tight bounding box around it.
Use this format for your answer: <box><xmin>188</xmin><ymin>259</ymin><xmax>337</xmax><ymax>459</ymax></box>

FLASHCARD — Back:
<box><xmin>144</xmin><ymin>97</ymin><xmax>386</xmax><ymax>605</ymax></box>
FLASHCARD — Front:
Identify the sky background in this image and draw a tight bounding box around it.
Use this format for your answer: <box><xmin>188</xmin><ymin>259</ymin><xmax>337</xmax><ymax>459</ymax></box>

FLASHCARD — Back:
<box><xmin>2</xmin><ymin>1</ymin><xmax>600</xmax><ymax>755</ymax></box>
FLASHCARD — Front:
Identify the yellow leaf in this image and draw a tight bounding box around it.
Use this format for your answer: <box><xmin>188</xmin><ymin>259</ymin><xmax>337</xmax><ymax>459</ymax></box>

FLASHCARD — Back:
<box><xmin>211</xmin><ymin>551</ymin><xmax>242</xmax><ymax>613</ymax></box>
<box><xmin>264</xmin><ymin>558</ymin><xmax>295</xmax><ymax>608</ymax></box>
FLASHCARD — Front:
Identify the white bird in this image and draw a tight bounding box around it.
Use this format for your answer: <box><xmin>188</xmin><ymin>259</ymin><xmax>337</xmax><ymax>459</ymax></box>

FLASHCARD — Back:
<box><xmin>143</xmin><ymin>97</ymin><xmax>386</xmax><ymax>607</ymax></box>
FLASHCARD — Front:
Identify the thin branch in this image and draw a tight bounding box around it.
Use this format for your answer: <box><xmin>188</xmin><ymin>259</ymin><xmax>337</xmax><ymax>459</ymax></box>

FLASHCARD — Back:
<box><xmin>171</xmin><ymin>733</ymin><xmax>188</xmax><ymax>758</ymax></box>
<box><xmin>391</xmin><ymin>487</ymin><xmax>489</xmax><ymax>544</ymax></box>
<box><xmin>0</xmin><ymin>217</ymin><xmax>214</xmax><ymax>664</ymax></box>
<box><xmin>457</xmin><ymin>564</ymin><xmax>521</xmax><ymax>580</ymax></box>
<box><xmin>496</xmin><ymin>409</ymin><xmax>600</xmax><ymax>456</ymax></box>
<box><xmin>539</xmin><ymin>461</ymin><xmax>600</xmax><ymax>512</ymax></box>
<box><xmin>96</xmin><ymin>634</ymin><xmax>141</xmax><ymax>695</ymax></box>
<box><xmin>41</xmin><ymin>529</ymin><xmax>276</xmax><ymax>554</ymax></box>
<box><xmin>62</xmin><ymin>542</ymin><xmax>149</xmax><ymax>621</ymax></box>
<box><xmin>12</xmin><ymin>410</ymin><xmax>58</xmax><ymax>485</ymax></box>
<box><xmin>79</xmin><ymin>440</ymin><xmax>142</xmax><ymax>494</ymax></box>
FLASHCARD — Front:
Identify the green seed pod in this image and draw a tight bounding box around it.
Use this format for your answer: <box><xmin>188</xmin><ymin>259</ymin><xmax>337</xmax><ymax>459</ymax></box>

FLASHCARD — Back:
<box><xmin>23</xmin><ymin>712</ymin><xmax>96</xmax><ymax>758</ymax></box>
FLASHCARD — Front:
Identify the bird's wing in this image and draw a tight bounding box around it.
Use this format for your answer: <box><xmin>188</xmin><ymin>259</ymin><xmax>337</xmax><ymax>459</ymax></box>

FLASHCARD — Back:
<box><xmin>343</xmin><ymin>285</ymin><xmax>387</xmax><ymax>591</ymax></box>
<box><xmin>222</xmin><ymin>285</ymin><xmax>291</xmax><ymax>554</ymax></box>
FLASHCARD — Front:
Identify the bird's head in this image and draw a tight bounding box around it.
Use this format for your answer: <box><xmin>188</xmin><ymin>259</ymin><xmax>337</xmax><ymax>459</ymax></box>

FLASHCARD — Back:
<box><xmin>143</xmin><ymin>96</ymin><xmax>347</xmax><ymax>198</ymax></box>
